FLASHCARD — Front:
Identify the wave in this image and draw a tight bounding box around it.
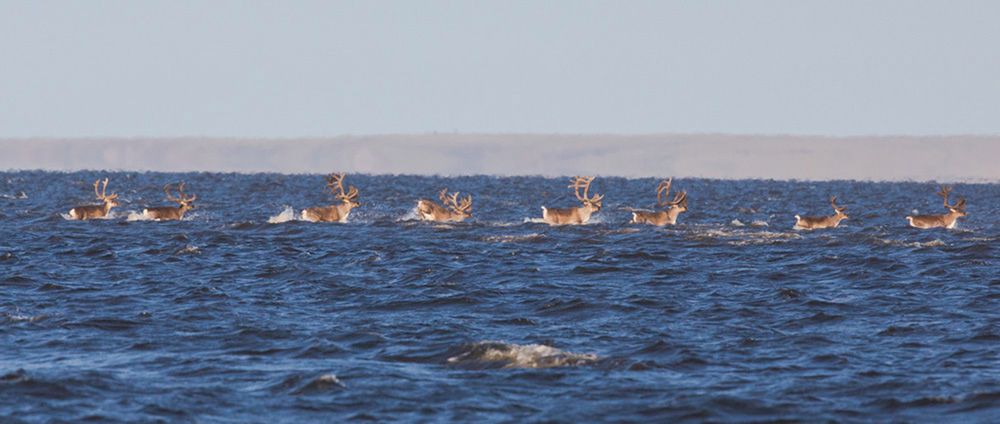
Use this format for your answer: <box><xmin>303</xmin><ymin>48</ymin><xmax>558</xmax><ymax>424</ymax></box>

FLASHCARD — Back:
<box><xmin>447</xmin><ymin>341</ymin><xmax>599</xmax><ymax>369</ymax></box>
<box><xmin>0</xmin><ymin>191</ymin><xmax>28</xmax><ymax>200</ymax></box>
<box><xmin>482</xmin><ymin>233</ymin><xmax>545</xmax><ymax>243</ymax></box>
<box><xmin>875</xmin><ymin>238</ymin><xmax>947</xmax><ymax>248</ymax></box>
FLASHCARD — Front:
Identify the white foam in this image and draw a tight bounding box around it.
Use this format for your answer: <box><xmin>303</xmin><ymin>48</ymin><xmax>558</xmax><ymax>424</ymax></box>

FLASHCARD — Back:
<box><xmin>730</xmin><ymin>219</ymin><xmax>745</xmax><ymax>227</ymax></box>
<box><xmin>0</xmin><ymin>192</ymin><xmax>27</xmax><ymax>200</ymax></box>
<box><xmin>267</xmin><ymin>206</ymin><xmax>299</xmax><ymax>224</ymax></box>
<box><xmin>523</xmin><ymin>217</ymin><xmax>547</xmax><ymax>224</ymax></box>
<box><xmin>126</xmin><ymin>210</ymin><xmax>155</xmax><ymax>222</ymax></box>
<box><xmin>447</xmin><ymin>341</ymin><xmax>598</xmax><ymax>369</ymax></box>
<box><xmin>315</xmin><ymin>374</ymin><xmax>343</xmax><ymax>386</ymax></box>
<box><xmin>4</xmin><ymin>312</ymin><xmax>44</xmax><ymax>323</ymax></box>
<box><xmin>483</xmin><ymin>233</ymin><xmax>544</xmax><ymax>243</ymax></box>
<box><xmin>176</xmin><ymin>245</ymin><xmax>201</xmax><ymax>255</ymax></box>
<box><xmin>877</xmin><ymin>238</ymin><xmax>946</xmax><ymax>248</ymax></box>
<box><xmin>751</xmin><ymin>220</ymin><xmax>769</xmax><ymax>227</ymax></box>
<box><xmin>398</xmin><ymin>206</ymin><xmax>422</xmax><ymax>222</ymax></box>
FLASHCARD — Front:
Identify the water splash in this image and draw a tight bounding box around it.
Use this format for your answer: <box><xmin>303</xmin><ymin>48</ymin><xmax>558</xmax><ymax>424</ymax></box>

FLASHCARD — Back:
<box><xmin>267</xmin><ymin>206</ymin><xmax>298</xmax><ymax>224</ymax></box>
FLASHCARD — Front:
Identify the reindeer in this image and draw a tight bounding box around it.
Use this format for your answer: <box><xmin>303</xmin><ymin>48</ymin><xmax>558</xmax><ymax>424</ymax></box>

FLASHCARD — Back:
<box><xmin>68</xmin><ymin>178</ymin><xmax>120</xmax><ymax>220</ymax></box>
<box><xmin>301</xmin><ymin>173</ymin><xmax>361</xmax><ymax>223</ymax></box>
<box><xmin>417</xmin><ymin>188</ymin><xmax>472</xmax><ymax>222</ymax></box>
<box><xmin>541</xmin><ymin>176</ymin><xmax>604</xmax><ymax>225</ymax></box>
<box><xmin>631</xmin><ymin>178</ymin><xmax>688</xmax><ymax>226</ymax></box>
<box><xmin>143</xmin><ymin>183</ymin><xmax>197</xmax><ymax>221</ymax></box>
<box><xmin>907</xmin><ymin>185</ymin><xmax>967</xmax><ymax>229</ymax></box>
<box><xmin>794</xmin><ymin>196</ymin><xmax>849</xmax><ymax>230</ymax></box>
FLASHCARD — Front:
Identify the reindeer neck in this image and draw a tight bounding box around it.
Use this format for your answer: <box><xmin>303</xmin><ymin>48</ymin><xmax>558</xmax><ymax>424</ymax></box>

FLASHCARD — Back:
<box><xmin>667</xmin><ymin>207</ymin><xmax>684</xmax><ymax>221</ymax></box>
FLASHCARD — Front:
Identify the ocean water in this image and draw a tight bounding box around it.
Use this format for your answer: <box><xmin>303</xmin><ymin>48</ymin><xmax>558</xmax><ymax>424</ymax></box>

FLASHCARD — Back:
<box><xmin>1</xmin><ymin>171</ymin><xmax>998</xmax><ymax>422</ymax></box>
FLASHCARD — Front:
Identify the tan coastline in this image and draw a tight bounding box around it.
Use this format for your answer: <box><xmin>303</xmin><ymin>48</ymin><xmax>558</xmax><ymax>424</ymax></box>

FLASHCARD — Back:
<box><xmin>1</xmin><ymin>134</ymin><xmax>997</xmax><ymax>182</ymax></box>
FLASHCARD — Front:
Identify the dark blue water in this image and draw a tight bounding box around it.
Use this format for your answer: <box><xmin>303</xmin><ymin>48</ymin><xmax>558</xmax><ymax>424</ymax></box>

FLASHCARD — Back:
<box><xmin>2</xmin><ymin>171</ymin><xmax>998</xmax><ymax>422</ymax></box>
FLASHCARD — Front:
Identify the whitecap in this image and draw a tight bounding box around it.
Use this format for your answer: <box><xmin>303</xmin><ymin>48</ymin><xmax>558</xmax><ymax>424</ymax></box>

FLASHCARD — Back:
<box><xmin>447</xmin><ymin>341</ymin><xmax>598</xmax><ymax>369</ymax></box>
<box><xmin>483</xmin><ymin>233</ymin><xmax>545</xmax><ymax>243</ymax></box>
<box><xmin>175</xmin><ymin>245</ymin><xmax>201</xmax><ymax>255</ymax></box>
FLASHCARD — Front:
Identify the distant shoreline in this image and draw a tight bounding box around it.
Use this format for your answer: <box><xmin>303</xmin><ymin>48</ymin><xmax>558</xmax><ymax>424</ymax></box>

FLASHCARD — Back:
<box><xmin>2</xmin><ymin>135</ymin><xmax>998</xmax><ymax>182</ymax></box>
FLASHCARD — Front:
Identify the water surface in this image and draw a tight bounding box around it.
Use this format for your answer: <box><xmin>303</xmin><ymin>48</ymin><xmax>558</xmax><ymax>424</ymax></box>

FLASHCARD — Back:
<box><xmin>1</xmin><ymin>172</ymin><xmax>998</xmax><ymax>422</ymax></box>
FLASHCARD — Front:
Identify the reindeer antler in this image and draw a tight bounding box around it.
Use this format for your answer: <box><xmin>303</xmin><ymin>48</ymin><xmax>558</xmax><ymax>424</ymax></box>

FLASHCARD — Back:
<box><xmin>326</xmin><ymin>173</ymin><xmax>348</xmax><ymax>197</ymax></box>
<box><xmin>830</xmin><ymin>196</ymin><xmax>845</xmax><ymax>212</ymax></box>
<box><xmin>938</xmin><ymin>186</ymin><xmax>954</xmax><ymax>208</ymax></box>
<box><xmin>343</xmin><ymin>185</ymin><xmax>359</xmax><ymax>201</ymax></box>
<box><xmin>669</xmin><ymin>191</ymin><xmax>687</xmax><ymax>207</ymax></box>
<box><xmin>93</xmin><ymin>178</ymin><xmax>116</xmax><ymax>201</ymax></box>
<box><xmin>165</xmin><ymin>182</ymin><xmax>196</xmax><ymax>204</ymax></box>
<box><xmin>569</xmin><ymin>176</ymin><xmax>602</xmax><ymax>204</ymax></box>
<box><xmin>442</xmin><ymin>190</ymin><xmax>472</xmax><ymax>214</ymax></box>
<box><xmin>656</xmin><ymin>178</ymin><xmax>672</xmax><ymax>207</ymax></box>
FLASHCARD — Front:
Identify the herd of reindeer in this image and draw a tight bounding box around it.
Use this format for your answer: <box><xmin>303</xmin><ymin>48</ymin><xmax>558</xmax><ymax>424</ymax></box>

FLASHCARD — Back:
<box><xmin>65</xmin><ymin>174</ymin><xmax>969</xmax><ymax>230</ymax></box>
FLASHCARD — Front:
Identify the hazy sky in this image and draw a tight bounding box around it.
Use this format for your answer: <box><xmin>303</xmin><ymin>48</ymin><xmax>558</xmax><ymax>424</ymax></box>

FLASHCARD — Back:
<box><xmin>2</xmin><ymin>1</ymin><xmax>998</xmax><ymax>137</ymax></box>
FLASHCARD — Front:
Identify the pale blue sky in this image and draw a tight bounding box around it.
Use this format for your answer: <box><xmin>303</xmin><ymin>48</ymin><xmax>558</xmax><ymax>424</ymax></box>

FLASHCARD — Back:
<box><xmin>1</xmin><ymin>0</ymin><xmax>998</xmax><ymax>137</ymax></box>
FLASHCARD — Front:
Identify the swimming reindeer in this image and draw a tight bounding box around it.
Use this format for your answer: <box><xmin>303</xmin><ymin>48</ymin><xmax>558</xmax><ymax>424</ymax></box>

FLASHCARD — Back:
<box><xmin>631</xmin><ymin>178</ymin><xmax>688</xmax><ymax>226</ymax></box>
<box><xmin>541</xmin><ymin>176</ymin><xmax>604</xmax><ymax>225</ymax></box>
<box><xmin>301</xmin><ymin>173</ymin><xmax>361</xmax><ymax>223</ymax></box>
<box><xmin>793</xmin><ymin>196</ymin><xmax>849</xmax><ymax>230</ymax></box>
<box><xmin>68</xmin><ymin>178</ymin><xmax>120</xmax><ymax>220</ymax></box>
<box><xmin>417</xmin><ymin>188</ymin><xmax>472</xmax><ymax>222</ymax></box>
<box><xmin>906</xmin><ymin>185</ymin><xmax>967</xmax><ymax>229</ymax></box>
<box><xmin>143</xmin><ymin>183</ymin><xmax>197</xmax><ymax>221</ymax></box>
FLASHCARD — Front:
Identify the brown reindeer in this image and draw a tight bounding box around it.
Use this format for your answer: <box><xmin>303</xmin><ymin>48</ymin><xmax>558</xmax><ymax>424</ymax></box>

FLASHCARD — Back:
<box><xmin>143</xmin><ymin>183</ymin><xmax>197</xmax><ymax>221</ymax></box>
<box><xmin>906</xmin><ymin>185</ymin><xmax>967</xmax><ymax>229</ymax></box>
<box><xmin>541</xmin><ymin>176</ymin><xmax>604</xmax><ymax>225</ymax></box>
<box><xmin>794</xmin><ymin>196</ymin><xmax>849</xmax><ymax>230</ymax></box>
<box><xmin>301</xmin><ymin>173</ymin><xmax>361</xmax><ymax>223</ymax></box>
<box><xmin>68</xmin><ymin>178</ymin><xmax>120</xmax><ymax>220</ymax></box>
<box><xmin>417</xmin><ymin>188</ymin><xmax>473</xmax><ymax>222</ymax></box>
<box><xmin>631</xmin><ymin>178</ymin><xmax>688</xmax><ymax>226</ymax></box>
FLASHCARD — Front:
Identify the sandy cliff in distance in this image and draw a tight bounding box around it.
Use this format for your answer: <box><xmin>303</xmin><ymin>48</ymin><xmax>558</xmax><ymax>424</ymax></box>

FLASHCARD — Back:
<box><xmin>1</xmin><ymin>134</ymin><xmax>997</xmax><ymax>182</ymax></box>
